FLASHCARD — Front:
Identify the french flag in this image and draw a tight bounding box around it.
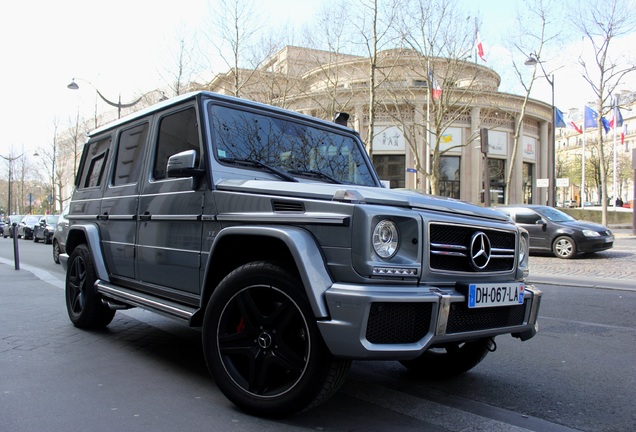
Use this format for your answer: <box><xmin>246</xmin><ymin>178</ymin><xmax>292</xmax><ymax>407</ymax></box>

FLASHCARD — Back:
<box><xmin>476</xmin><ymin>31</ymin><xmax>486</xmax><ymax>62</ymax></box>
<box><xmin>556</xmin><ymin>107</ymin><xmax>582</xmax><ymax>134</ymax></box>
<box><xmin>609</xmin><ymin>106</ymin><xmax>624</xmax><ymax>129</ymax></box>
<box><xmin>610</xmin><ymin>106</ymin><xmax>625</xmax><ymax>144</ymax></box>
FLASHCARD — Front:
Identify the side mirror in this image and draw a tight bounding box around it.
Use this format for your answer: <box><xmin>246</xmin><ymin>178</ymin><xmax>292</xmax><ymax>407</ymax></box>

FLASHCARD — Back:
<box><xmin>167</xmin><ymin>150</ymin><xmax>205</xmax><ymax>179</ymax></box>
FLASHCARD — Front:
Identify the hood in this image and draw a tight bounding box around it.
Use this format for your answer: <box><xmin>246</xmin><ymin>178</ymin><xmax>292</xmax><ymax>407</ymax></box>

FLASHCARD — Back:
<box><xmin>216</xmin><ymin>179</ymin><xmax>510</xmax><ymax>222</ymax></box>
<box><xmin>561</xmin><ymin>219</ymin><xmax>612</xmax><ymax>233</ymax></box>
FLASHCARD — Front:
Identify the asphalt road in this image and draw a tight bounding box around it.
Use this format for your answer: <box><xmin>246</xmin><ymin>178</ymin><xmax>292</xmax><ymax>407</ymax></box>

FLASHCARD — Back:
<box><xmin>1</xmin><ymin>236</ymin><xmax>635</xmax><ymax>431</ymax></box>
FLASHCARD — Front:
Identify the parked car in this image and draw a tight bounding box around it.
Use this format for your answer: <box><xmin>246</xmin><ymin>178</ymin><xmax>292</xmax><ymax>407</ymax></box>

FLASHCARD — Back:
<box><xmin>3</xmin><ymin>215</ymin><xmax>24</xmax><ymax>238</ymax></box>
<box><xmin>494</xmin><ymin>204</ymin><xmax>613</xmax><ymax>259</ymax></box>
<box><xmin>53</xmin><ymin>206</ymin><xmax>69</xmax><ymax>264</ymax></box>
<box><xmin>33</xmin><ymin>215</ymin><xmax>59</xmax><ymax>244</ymax></box>
<box><xmin>18</xmin><ymin>215</ymin><xmax>43</xmax><ymax>240</ymax></box>
<box><xmin>561</xmin><ymin>200</ymin><xmax>577</xmax><ymax>208</ymax></box>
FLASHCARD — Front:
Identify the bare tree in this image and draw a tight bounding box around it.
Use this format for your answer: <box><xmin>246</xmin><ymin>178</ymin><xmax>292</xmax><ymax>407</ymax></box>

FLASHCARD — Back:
<box><xmin>160</xmin><ymin>25</ymin><xmax>202</xmax><ymax>96</ymax></box>
<box><xmin>505</xmin><ymin>0</ymin><xmax>562</xmax><ymax>204</ymax></box>
<box><xmin>205</xmin><ymin>0</ymin><xmax>269</xmax><ymax>98</ymax></box>
<box><xmin>351</xmin><ymin>0</ymin><xmax>402</xmax><ymax>156</ymax></box>
<box><xmin>393</xmin><ymin>0</ymin><xmax>482</xmax><ymax>195</ymax></box>
<box><xmin>573</xmin><ymin>0</ymin><xmax>636</xmax><ymax>224</ymax></box>
<box><xmin>297</xmin><ymin>2</ymin><xmax>358</xmax><ymax>117</ymax></box>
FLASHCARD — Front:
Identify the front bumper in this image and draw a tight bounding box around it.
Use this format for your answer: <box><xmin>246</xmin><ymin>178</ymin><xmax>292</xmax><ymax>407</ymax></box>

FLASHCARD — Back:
<box><xmin>577</xmin><ymin>236</ymin><xmax>614</xmax><ymax>253</ymax></box>
<box><xmin>317</xmin><ymin>283</ymin><xmax>541</xmax><ymax>360</ymax></box>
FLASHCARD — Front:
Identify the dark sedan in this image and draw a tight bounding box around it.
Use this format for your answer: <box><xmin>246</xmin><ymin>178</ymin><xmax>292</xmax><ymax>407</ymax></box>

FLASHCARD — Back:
<box><xmin>3</xmin><ymin>215</ymin><xmax>24</xmax><ymax>238</ymax></box>
<box><xmin>18</xmin><ymin>215</ymin><xmax>43</xmax><ymax>240</ymax></box>
<box><xmin>33</xmin><ymin>215</ymin><xmax>59</xmax><ymax>244</ymax></box>
<box><xmin>494</xmin><ymin>205</ymin><xmax>613</xmax><ymax>259</ymax></box>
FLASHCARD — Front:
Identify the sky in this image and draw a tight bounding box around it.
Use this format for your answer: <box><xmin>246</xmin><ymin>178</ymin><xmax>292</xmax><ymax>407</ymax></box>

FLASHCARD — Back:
<box><xmin>1</xmin><ymin>0</ymin><xmax>634</xmax><ymax>162</ymax></box>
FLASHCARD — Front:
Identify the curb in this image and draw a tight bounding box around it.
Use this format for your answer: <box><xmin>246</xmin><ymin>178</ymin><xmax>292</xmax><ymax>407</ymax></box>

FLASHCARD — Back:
<box><xmin>527</xmin><ymin>273</ymin><xmax>636</xmax><ymax>292</ymax></box>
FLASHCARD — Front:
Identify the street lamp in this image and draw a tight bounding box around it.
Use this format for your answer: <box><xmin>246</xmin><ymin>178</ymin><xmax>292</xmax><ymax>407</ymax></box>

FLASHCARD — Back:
<box><xmin>1</xmin><ymin>153</ymin><xmax>23</xmax><ymax>217</ymax></box>
<box><xmin>67</xmin><ymin>78</ymin><xmax>145</xmax><ymax>119</ymax></box>
<box><xmin>525</xmin><ymin>53</ymin><xmax>556</xmax><ymax>207</ymax></box>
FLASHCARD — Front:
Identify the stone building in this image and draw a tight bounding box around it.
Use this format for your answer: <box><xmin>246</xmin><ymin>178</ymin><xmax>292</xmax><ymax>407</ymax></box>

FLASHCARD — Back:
<box><xmin>206</xmin><ymin>46</ymin><xmax>554</xmax><ymax>206</ymax></box>
<box><xmin>555</xmin><ymin>94</ymin><xmax>636</xmax><ymax>207</ymax></box>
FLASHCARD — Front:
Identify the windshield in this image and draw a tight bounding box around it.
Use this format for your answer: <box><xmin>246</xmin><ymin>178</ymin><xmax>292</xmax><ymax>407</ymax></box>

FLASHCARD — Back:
<box><xmin>208</xmin><ymin>104</ymin><xmax>377</xmax><ymax>186</ymax></box>
<box><xmin>538</xmin><ymin>207</ymin><xmax>575</xmax><ymax>222</ymax></box>
<box><xmin>25</xmin><ymin>216</ymin><xmax>40</xmax><ymax>224</ymax></box>
<box><xmin>46</xmin><ymin>215</ymin><xmax>59</xmax><ymax>224</ymax></box>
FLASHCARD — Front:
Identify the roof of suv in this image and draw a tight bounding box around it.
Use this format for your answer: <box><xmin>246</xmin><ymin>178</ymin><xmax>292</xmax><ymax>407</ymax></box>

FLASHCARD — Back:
<box><xmin>89</xmin><ymin>91</ymin><xmax>352</xmax><ymax>137</ymax></box>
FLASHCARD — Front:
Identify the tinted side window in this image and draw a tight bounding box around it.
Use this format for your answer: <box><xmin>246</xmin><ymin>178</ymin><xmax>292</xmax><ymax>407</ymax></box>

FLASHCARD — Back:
<box><xmin>80</xmin><ymin>137</ymin><xmax>111</xmax><ymax>189</ymax></box>
<box><xmin>153</xmin><ymin>108</ymin><xmax>199</xmax><ymax>180</ymax></box>
<box><xmin>515</xmin><ymin>209</ymin><xmax>541</xmax><ymax>224</ymax></box>
<box><xmin>113</xmin><ymin>123</ymin><xmax>149</xmax><ymax>186</ymax></box>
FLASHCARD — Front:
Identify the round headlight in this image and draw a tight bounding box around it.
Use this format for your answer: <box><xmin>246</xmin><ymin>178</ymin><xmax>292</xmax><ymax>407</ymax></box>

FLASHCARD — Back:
<box><xmin>373</xmin><ymin>219</ymin><xmax>399</xmax><ymax>258</ymax></box>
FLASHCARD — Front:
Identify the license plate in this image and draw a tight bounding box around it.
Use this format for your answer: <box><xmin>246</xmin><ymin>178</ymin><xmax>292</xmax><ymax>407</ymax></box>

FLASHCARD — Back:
<box><xmin>467</xmin><ymin>283</ymin><xmax>525</xmax><ymax>308</ymax></box>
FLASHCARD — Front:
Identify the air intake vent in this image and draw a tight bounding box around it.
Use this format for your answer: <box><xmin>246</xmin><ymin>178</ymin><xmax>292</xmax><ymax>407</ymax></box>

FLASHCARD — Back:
<box><xmin>272</xmin><ymin>200</ymin><xmax>305</xmax><ymax>213</ymax></box>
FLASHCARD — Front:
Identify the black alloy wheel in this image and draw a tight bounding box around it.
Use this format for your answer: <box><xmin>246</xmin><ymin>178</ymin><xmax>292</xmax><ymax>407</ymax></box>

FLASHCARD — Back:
<box><xmin>65</xmin><ymin>244</ymin><xmax>115</xmax><ymax>328</ymax></box>
<box><xmin>203</xmin><ymin>261</ymin><xmax>350</xmax><ymax>417</ymax></box>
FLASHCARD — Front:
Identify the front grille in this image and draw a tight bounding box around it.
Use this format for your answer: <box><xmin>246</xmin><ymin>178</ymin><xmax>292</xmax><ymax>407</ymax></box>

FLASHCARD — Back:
<box><xmin>446</xmin><ymin>300</ymin><xmax>527</xmax><ymax>334</ymax></box>
<box><xmin>429</xmin><ymin>223</ymin><xmax>516</xmax><ymax>273</ymax></box>
<box><xmin>366</xmin><ymin>302</ymin><xmax>433</xmax><ymax>344</ymax></box>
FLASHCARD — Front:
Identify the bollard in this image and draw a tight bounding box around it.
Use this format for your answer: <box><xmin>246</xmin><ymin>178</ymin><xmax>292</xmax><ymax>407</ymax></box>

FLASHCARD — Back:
<box><xmin>11</xmin><ymin>223</ymin><xmax>20</xmax><ymax>270</ymax></box>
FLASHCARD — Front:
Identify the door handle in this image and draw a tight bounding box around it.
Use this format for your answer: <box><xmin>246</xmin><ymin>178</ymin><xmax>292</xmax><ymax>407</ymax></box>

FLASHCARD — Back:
<box><xmin>138</xmin><ymin>212</ymin><xmax>151</xmax><ymax>221</ymax></box>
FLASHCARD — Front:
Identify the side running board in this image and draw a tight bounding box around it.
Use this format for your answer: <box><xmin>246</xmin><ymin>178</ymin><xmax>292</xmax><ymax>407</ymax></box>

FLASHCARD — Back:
<box><xmin>96</xmin><ymin>281</ymin><xmax>198</xmax><ymax>325</ymax></box>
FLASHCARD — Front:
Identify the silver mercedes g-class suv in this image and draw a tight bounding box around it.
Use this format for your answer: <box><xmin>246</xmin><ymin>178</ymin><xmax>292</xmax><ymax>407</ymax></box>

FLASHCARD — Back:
<box><xmin>61</xmin><ymin>91</ymin><xmax>541</xmax><ymax>417</ymax></box>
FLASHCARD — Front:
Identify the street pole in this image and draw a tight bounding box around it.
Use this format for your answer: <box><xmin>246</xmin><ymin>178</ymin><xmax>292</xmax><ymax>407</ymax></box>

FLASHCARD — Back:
<box><xmin>632</xmin><ymin>148</ymin><xmax>636</xmax><ymax>236</ymax></box>
<box><xmin>1</xmin><ymin>153</ymin><xmax>24</xmax><ymax>217</ymax></box>
<box><xmin>524</xmin><ymin>54</ymin><xmax>556</xmax><ymax>207</ymax></box>
<box><xmin>548</xmin><ymin>74</ymin><xmax>555</xmax><ymax>207</ymax></box>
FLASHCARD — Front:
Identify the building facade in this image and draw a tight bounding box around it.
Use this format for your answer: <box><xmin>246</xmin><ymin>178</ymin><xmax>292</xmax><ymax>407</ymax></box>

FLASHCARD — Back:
<box><xmin>555</xmin><ymin>93</ymin><xmax>636</xmax><ymax>206</ymax></box>
<box><xmin>206</xmin><ymin>46</ymin><xmax>554</xmax><ymax>206</ymax></box>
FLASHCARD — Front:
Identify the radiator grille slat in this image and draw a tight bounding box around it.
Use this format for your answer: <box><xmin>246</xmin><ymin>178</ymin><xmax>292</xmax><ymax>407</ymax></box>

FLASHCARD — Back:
<box><xmin>429</xmin><ymin>223</ymin><xmax>516</xmax><ymax>273</ymax></box>
<box><xmin>446</xmin><ymin>301</ymin><xmax>527</xmax><ymax>334</ymax></box>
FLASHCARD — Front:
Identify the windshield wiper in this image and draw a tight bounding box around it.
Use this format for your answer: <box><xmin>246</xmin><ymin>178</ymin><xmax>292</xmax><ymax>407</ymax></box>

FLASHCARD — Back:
<box><xmin>288</xmin><ymin>169</ymin><xmax>342</xmax><ymax>184</ymax></box>
<box><xmin>220</xmin><ymin>158</ymin><xmax>298</xmax><ymax>182</ymax></box>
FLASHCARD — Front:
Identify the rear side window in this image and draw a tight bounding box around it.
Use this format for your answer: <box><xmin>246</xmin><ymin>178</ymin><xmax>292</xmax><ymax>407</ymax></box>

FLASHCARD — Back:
<box><xmin>113</xmin><ymin>123</ymin><xmax>149</xmax><ymax>186</ymax></box>
<box><xmin>79</xmin><ymin>137</ymin><xmax>111</xmax><ymax>189</ymax></box>
<box><xmin>153</xmin><ymin>107</ymin><xmax>200</xmax><ymax>180</ymax></box>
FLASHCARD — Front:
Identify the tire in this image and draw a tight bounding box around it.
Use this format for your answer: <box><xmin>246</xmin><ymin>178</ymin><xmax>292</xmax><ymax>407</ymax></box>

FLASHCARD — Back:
<box><xmin>33</xmin><ymin>235</ymin><xmax>39</xmax><ymax>243</ymax></box>
<box><xmin>65</xmin><ymin>244</ymin><xmax>115</xmax><ymax>328</ymax></box>
<box><xmin>553</xmin><ymin>236</ymin><xmax>577</xmax><ymax>259</ymax></box>
<box><xmin>202</xmin><ymin>261</ymin><xmax>350</xmax><ymax>417</ymax></box>
<box><xmin>400</xmin><ymin>338</ymin><xmax>492</xmax><ymax>379</ymax></box>
<box><xmin>53</xmin><ymin>240</ymin><xmax>61</xmax><ymax>264</ymax></box>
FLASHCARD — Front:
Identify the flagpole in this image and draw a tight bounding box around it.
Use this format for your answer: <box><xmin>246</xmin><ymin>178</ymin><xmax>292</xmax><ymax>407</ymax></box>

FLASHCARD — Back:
<box><xmin>581</xmin><ymin>106</ymin><xmax>586</xmax><ymax>208</ymax></box>
<box><xmin>426</xmin><ymin>57</ymin><xmax>431</xmax><ymax>194</ymax></box>
<box><xmin>613</xmin><ymin>95</ymin><xmax>618</xmax><ymax>209</ymax></box>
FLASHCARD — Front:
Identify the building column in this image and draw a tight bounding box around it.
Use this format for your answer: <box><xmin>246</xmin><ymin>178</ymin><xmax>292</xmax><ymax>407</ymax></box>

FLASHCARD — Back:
<box><xmin>464</xmin><ymin>106</ymin><xmax>482</xmax><ymax>204</ymax></box>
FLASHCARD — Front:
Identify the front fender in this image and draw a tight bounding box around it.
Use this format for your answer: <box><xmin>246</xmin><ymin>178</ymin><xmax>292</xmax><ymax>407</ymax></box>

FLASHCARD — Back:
<box><xmin>203</xmin><ymin>225</ymin><xmax>333</xmax><ymax>318</ymax></box>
